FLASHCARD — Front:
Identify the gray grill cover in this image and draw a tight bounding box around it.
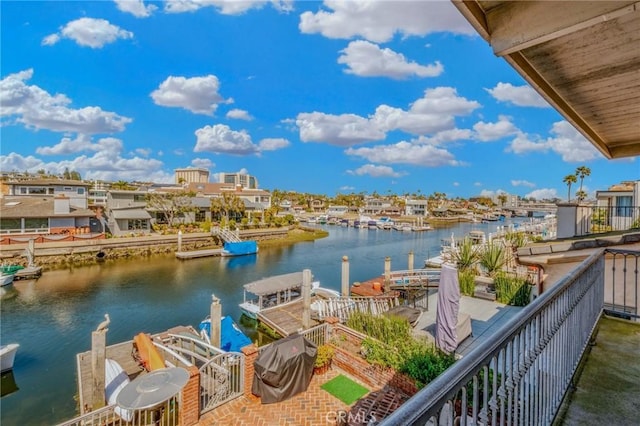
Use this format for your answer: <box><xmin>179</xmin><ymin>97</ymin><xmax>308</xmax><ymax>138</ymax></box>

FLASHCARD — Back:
<box><xmin>251</xmin><ymin>334</ymin><xmax>317</xmax><ymax>404</ymax></box>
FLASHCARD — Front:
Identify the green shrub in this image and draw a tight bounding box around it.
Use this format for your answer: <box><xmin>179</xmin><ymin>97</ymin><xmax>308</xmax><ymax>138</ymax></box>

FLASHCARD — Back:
<box><xmin>347</xmin><ymin>312</ymin><xmax>457</xmax><ymax>387</ymax></box>
<box><xmin>458</xmin><ymin>269</ymin><xmax>476</xmax><ymax>296</ymax></box>
<box><xmin>453</xmin><ymin>237</ymin><xmax>479</xmax><ymax>271</ymax></box>
<box><xmin>478</xmin><ymin>241</ymin><xmax>505</xmax><ymax>277</ymax></box>
<box><xmin>494</xmin><ymin>272</ymin><xmax>531</xmax><ymax>306</ymax></box>
<box><xmin>346</xmin><ymin>311</ymin><xmax>411</xmax><ymax>344</ymax></box>
<box><xmin>400</xmin><ymin>346</ymin><xmax>456</xmax><ymax>388</ymax></box>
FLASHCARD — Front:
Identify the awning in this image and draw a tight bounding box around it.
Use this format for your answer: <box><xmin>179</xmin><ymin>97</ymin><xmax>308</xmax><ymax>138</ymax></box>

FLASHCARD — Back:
<box><xmin>110</xmin><ymin>209</ymin><xmax>152</xmax><ymax>220</ymax></box>
<box><xmin>243</xmin><ymin>271</ymin><xmax>309</xmax><ymax>296</ymax></box>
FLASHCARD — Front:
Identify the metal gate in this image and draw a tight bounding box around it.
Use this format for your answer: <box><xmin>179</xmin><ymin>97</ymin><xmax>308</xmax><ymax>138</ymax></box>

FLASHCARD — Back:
<box><xmin>199</xmin><ymin>352</ymin><xmax>244</xmax><ymax>414</ymax></box>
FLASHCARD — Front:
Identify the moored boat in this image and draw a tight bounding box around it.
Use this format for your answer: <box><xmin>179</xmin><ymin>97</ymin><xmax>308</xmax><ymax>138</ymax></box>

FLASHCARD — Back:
<box><xmin>221</xmin><ymin>240</ymin><xmax>258</xmax><ymax>257</ymax></box>
<box><xmin>1</xmin><ymin>273</ymin><xmax>15</xmax><ymax>287</ymax></box>
<box><xmin>0</xmin><ymin>343</ymin><xmax>19</xmax><ymax>373</ymax></box>
<box><xmin>239</xmin><ymin>272</ymin><xmax>319</xmax><ymax>319</ymax></box>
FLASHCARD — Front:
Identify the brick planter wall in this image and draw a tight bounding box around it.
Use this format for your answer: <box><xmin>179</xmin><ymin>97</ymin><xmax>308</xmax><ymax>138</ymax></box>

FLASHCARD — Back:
<box><xmin>180</xmin><ymin>365</ymin><xmax>201</xmax><ymax>426</ymax></box>
<box><xmin>328</xmin><ymin>324</ymin><xmax>418</xmax><ymax>396</ymax></box>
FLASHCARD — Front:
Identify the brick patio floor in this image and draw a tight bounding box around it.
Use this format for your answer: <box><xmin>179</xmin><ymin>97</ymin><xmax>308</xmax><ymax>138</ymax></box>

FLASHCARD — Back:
<box><xmin>196</xmin><ymin>367</ymin><xmax>386</xmax><ymax>426</ymax></box>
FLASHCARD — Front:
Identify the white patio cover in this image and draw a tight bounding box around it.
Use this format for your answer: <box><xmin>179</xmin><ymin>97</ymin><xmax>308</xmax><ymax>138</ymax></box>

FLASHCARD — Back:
<box><xmin>435</xmin><ymin>263</ymin><xmax>460</xmax><ymax>354</ymax></box>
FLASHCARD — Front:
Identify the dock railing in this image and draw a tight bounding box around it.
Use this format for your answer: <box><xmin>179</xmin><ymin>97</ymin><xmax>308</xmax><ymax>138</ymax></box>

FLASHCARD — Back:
<box><xmin>380</xmin><ymin>248</ymin><xmax>607</xmax><ymax>425</ymax></box>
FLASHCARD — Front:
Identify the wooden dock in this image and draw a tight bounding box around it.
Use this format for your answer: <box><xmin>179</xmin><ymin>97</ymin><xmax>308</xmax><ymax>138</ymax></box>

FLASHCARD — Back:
<box><xmin>257</xmin><ymin>298</ymin><xmax>322</xmax><ymax>337</ymax></box>
<box><xmin>175</xmin><ymin>248</ymin><xmax>223</xmax><ymax>259</ymax></box>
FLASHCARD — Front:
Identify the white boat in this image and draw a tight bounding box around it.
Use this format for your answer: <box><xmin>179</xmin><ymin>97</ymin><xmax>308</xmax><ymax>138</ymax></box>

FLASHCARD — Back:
<box><xmin>1</xmin><ymin>343</ymin><xmax>19</xmax><ymax>373</ymax></box>
<box><xmin>1</xmin><ymin>273</ymin><xmax>15</xmax><ymax>287</ymax></box>
<box><xmin>239</xmin><ymin>272</ymin><xmax>319</xmax><ymax>320</ymax></box>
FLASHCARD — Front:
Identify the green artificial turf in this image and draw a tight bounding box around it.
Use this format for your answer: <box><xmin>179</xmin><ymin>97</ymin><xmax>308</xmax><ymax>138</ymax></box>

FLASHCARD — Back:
<box><xmin>321</xmin><ymin>374</ymin><xmax>369</xmax><ymax>405</ymax></box>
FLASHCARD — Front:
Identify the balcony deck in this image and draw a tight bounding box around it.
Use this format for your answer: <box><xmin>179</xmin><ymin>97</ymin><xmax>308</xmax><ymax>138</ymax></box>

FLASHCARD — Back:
<box><xmin>557</xmin><ymin>315</ymin><xmax>640</xmax><ymax>425</ymax></box>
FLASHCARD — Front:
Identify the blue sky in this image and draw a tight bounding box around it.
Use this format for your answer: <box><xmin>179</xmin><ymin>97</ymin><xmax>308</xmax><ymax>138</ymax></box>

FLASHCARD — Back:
<box><xmin>1</xmin><ymin>0</ymin><xmax>637</xmax><ymax>200</ymax></box>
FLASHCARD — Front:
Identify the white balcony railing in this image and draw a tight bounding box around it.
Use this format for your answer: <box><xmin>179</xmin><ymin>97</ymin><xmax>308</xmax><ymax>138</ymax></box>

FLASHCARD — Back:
<box><xmin>381</xmin><ymin>249</ymin><xmax>607</xmax><ymax>425</ymax></box>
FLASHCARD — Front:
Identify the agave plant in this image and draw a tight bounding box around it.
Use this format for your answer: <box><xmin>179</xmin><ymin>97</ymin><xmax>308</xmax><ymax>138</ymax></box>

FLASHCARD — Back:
<box><xmin>479</xmin><ymin>241</ymin><xmax>506</xmax><ymax>277</ymax></box>
<box><xmin>452</xmin><ymin>237</ymin><xmax>479</xmax><ymax>271</ymax></box>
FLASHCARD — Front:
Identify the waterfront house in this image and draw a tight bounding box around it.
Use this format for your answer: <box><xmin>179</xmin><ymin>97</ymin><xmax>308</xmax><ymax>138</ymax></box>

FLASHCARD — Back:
<box><xmin>404</xmin><ymin>199</ymin><xmax>429</xmax><ymax>217</ymax></box>
<box><xmin>596</xmin><ymin>180</ymin><xmax>640</xmax><ymax>231</ymax></box>
<box><xmin>0</xmin><ymin>194</ymin><xmax>99</xmax><ymax>243</ymax></box>
<box><xmin>105</xmin><ymin>190</ymin><xmax>152</xmax><ymax>236</ymax></box>
<box><xmin>4</xmin><ymin>178</ymin><xmax>91</xmax><ymax>209</ymax></box>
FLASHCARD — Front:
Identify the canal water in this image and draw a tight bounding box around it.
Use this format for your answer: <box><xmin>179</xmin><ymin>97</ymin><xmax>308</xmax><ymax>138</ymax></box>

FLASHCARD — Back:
<box><xmin>0</xmin><ymin>220</ymin><xmax>514</xmax><ymax>425</ymax></box>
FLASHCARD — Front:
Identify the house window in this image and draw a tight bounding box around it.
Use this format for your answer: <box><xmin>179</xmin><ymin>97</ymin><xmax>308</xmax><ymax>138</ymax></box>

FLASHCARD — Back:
<box><xmin>25</xmin><ymin>218</ymin><xmax>48</xmax><ymax>229</ymax></box>
<box><xmin>0</xmin><ymin>219</ymin><xmax>21</xmax><ymax>230</ymax></box>
<box><xmin>127</xmin><ymin>219</ymin><xmax>149</xmax><ymax>230</ymax></box>
<box><xmin>616</xmin><ymin>196</ymin><xmax>633</xmax><ymax>217</ymax></box>
<box><xmin>29</xmin><ymin>187</ymin><xmax>46</xmax><ymax>195</ymax></box>
<box><xmin>77</xmin><ymin>188</ymin><xmax>85</xmax><ymax>195</ymax></box>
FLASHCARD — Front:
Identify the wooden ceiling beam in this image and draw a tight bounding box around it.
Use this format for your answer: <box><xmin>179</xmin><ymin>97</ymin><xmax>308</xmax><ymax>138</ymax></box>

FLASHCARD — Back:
<box><xmin>486</xmin><ymin>1</ymin><xmax>639</xmax><ymax>56</ymax></box>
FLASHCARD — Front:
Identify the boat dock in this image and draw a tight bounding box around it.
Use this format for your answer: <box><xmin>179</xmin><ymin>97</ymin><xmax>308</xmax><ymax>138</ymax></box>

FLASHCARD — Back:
<box><xmin>13</xmin><ymin>265</ymin><xmax>43</xmax><ymax>279</ymax></box>
<box><xmin>257</xmin><ymin>298</ymin><xmax>322</xmax><ymax>336</ymax></box>
<box><xmin>175</xmin><ymin>248</ymin><xmax>223</xmax><ymax>259</ymax></box>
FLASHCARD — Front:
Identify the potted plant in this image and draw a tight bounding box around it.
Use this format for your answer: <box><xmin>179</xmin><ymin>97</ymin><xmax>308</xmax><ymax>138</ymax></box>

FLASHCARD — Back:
<box><xmin>314</xmin><ymin>344</ymin><xmax>334</xmax><ymax>375</ymax></box>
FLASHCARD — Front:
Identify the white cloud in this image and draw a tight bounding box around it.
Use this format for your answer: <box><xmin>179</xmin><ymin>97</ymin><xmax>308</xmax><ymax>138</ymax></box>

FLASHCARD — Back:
<box><xmin>114</xmin><ymin>0</ymin><xmax>158</xmax><ymax>17</ymax></box>
<box><xmin>486</xmin><ymin>82</ymin><xmax>550</xmax><ymax>108</ymax></box>
<box><xmin>339</xmin><ymin>185</ymin><xmax>356</xmax><ymax>191</ymax></box>
<box><xmin>338</xmin><ymin>40</ymin><xmax>443</xmax><ymax>79</ymax></box>
<box><xmin>151</xmin><ymin>75</ymin><xmax>228</xmax><ymax>115</ymax></box>
<box><xmin>1</xmin><ymin>140</ymin><xmax>170</xmax><ymax>183</ymax></box>
<box><xmin>345</xmin><ymin>141</ymin><xmax>460</xmax><ymax>167</ymax></box>
<box><xmin>511</xmin><ymin>180</ymin><xmax>536</xmax><ymax>188</ymax></box>
<box><xmin>372</xmin><ymin>87</ymin><xmax>479</xmax><ymax>135</ymax></box>
<box><xmin>506</xmin><ymin>121</ymin><xmax>602</xmax><ymax>162</ymax></box>
<box><xmin>346</xmin><ymin>164</ymin><xmax>404</xmax><ymax>178</ymax></box>
<box><xmin>299</xmin><ymin>0</ymin><xmax>474</xmax><ymax>43</ymax></box>
<box><xmin>191</xmin><ymin>158</ymin><xmax>215</xmax><ymax>169</ymax></box>
<box><xmin>36</xmin><ymin>134</ymin><xmax>98</xmax><ymax>155</ymax></box>
<box><xmin>42</xmin><ymin>17</ymin><xmax>133</xmax><ymax>48</ymax></box>
<box><xmin>296</xmin><ymin>112</ymin><xmax>385</xmax><ymax>146</ymax></box>
<box><xmin>546</xmin><ymin>121</ymin><xmax>602</xmax><ymax>162</ymax></box>
<box><xmin>507</xmin><ymin>133</ymin><xmax>549</xmax><ymax>154</ymax></box>
<box><xmin>258</xmin><ymin>138</ymin><xmax>290</xmax><ymax>151</ymax></box>
<box><xmin>473</xmin><ymin>115</ymin><xmax>519</xmax><ymax>142</ymax></box>
<box><xmin>526</xmin><ymin>188</ymin><xmax>558</xmax><ymax>200</ymax></box>
<box><xmin>194</xmin><ymin>124</ymin><xmax>260</xmax><ymax>155</ymax></box>
<box><xmin>295</xmin><ymin>87</ymin><xmax>479</xmax><ymax>146</ymax></box>
<box><xmin>0</xmin><ymin>69</ymin><xmax>131</xmax><ymax>134</ymax></box>
<box><xmin>164</xmin><ymin>0</ymin><xmax>292</xmax><ymax>15</ymax></box>
<box><xmin>226</xmin><ymin>109</ymin><xmax>253</xmax><ymax>121</ymax></box>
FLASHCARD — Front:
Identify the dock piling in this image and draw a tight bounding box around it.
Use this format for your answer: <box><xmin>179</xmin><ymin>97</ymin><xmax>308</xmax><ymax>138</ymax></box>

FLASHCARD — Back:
<box><xmin>90</xmin><ymin>329</ymin><xmax>106</xmax><ymax>410</ymax></box>
<box><xmin>341</xmin><ymin>256</ymin><xmax>349</xmax><ymax>296</ymax></box>
<box><xmin>210</xmin><ymin>294</ymin><xmax>221</xmax><ymax>348</ymax></box>
<box><xmin>302</xmin><ymin>269</ymin><xmax>312</xmax><ymax>329</ymax></box>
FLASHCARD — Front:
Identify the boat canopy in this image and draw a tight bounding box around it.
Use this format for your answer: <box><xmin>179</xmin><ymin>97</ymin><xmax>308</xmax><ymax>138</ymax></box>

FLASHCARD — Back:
<box><xmin>243</xmin><ymin>272</ymin><xmax>310</xmax><ymax>296</ymax></box>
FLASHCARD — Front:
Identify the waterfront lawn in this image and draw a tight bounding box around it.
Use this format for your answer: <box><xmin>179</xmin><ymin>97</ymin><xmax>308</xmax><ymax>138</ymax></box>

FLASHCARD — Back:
<box><xmin>321</xmin><ymin>374</ymin><xmax>369</xmax><ymax>405</ymax></box>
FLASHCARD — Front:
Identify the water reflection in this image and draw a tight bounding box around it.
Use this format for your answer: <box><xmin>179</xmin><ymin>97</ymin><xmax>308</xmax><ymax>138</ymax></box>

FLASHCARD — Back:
<box><xmin>0</xmin><ymin>370</ymin><xmax>19</xmax><ymax>398</ymax></box>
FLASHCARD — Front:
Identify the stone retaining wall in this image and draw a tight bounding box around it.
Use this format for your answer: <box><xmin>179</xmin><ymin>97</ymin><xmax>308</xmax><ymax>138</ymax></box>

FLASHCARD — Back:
<box><xmin>1</xmin><ymin>228</ymin><xmax>291</xmax><ymax>270</ymax></box>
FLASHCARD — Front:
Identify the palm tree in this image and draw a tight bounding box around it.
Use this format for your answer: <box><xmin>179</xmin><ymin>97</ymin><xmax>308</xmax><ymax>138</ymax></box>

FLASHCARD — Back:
<box><xmin>575</xmin><ymin>190</ymin><xmax>588</xmax><ymax>202</ymax></box>
<box><xmin>575</xmin><ymin>166</ymin><xmax>591</xmax><ymax>194</ymax></box>
<box><xmin>563</xmin><ymin>174</ymin><xmax>577</xmax><ymax>202</ymax></box>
